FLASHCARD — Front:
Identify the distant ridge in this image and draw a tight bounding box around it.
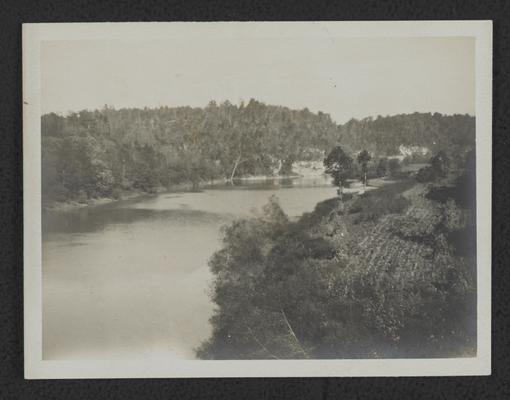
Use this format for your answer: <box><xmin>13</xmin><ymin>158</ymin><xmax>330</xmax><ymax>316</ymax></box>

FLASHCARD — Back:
<box><xmin>337</xmin><ymin>112</ymin><xmax>475</xmax><ymax>155</ymax></box>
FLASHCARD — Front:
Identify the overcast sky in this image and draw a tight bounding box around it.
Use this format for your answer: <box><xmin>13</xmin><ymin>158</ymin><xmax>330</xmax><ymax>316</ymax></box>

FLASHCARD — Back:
<box><xmin>41</xmin><ymin>36</ymin><xmax>474</xmax><ymax>124</ymax></box>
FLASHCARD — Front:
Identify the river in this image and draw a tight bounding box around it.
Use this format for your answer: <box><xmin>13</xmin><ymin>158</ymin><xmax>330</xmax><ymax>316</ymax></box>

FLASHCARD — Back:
<box><xmin>42</xmin><ymin>176</ymin><xmax>338</xmax><ymax>360</ymax></box>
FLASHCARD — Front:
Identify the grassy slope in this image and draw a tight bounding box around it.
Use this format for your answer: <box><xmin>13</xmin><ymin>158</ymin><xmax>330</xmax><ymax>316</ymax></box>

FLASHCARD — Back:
<box><xmin>199</xmin><ymin>174</ymin><xmax>476</xmax><ymax>359</ymax></box>
<box><xmin>304</xmin><ymin>180</ymin><xmax>436</xmax><ymax>261</ymax></box>
<box><xmin>297</xmin><ymin>178</ymin><xmax>475</xmax><ymax>357</ymax></box>
<box><xmin>353</xmin><ymin>184</ymin><xmax>435</xmax><ymax>274</ymax></box>
<box><xmin>297</xmin><ymin>180</ymin><xmax>430</xmax><ymax>287</ymax></box>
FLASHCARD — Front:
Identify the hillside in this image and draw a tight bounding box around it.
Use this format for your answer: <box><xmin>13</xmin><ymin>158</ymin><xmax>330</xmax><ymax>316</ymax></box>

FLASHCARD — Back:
<box><xmin>41</xmin><ymin>101</ymin><xmax>475</xmax><ymax>205</ymax></box>
<box><xmin>338</xmin><ymin>113</ymin><xmax>475</xmax><ymax>155</ymax></box>
<box><xmin>41</xmin><ymin>100</ymin><xmax>339</xmax><ymax>204</ymax></box>
<box><xmin>198</xmin><ymin>165</ymin><xmax>477</xmax><ymax>359</ymax></box>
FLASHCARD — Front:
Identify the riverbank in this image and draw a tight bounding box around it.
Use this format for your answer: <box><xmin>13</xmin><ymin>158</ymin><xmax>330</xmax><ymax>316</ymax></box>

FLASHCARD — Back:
<box><xmin>42</xmin><ymin>188</ymin><xmax>164</xmax><ymax>213</ymax></box>
<box><xmin>200</xmin><ymin>175</ymin><xmax>477</xmax><ymax>359</ymax></box>
<box><xmin>42</xmin><ymin>170</ymin><xmax>331</xmax><ymax>212</ymax></box>
<box><xmin>42</xmin><ymin>175</ymin><xmax>395</xmax><ymax>213</ymax></box>
<box><xmin>43</xmin><ymin>177</ymin><xmax>234</xmax><ymax>212</ymax></box>
<box><xmin>42</xmin><ymin>160</ymin><xmax>332</xmax><ymax>212</ymax></box>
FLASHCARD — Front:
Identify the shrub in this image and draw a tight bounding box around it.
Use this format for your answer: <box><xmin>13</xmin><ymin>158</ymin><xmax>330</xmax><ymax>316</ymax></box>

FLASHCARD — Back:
<box><xmin>348</xmin><ymin>182</ymin><xmax>412</xmax><ymax>223</ymax></box>
<box><xmin>388</xmin><ymin>158</ymin><xmax>401</xmax><ymax>177</ymax></box>
<box><xmin>425</xmin><ymin>185</ymin><xmax>457</xmax><ymax>203</ymax></box>
<box><xmin>416</xmin><ymin>166</ymin><xmax>436</xmax><ymax>182</ymax></box>
<box><xmin>110</xmin><ymin>187</ymin><xmax>122</xmax><ymax>200</ymax></box>
<box><xmin>390</xmin><ymin>214</ymin><xmax>440</xmax><ymax>239</ymax></box>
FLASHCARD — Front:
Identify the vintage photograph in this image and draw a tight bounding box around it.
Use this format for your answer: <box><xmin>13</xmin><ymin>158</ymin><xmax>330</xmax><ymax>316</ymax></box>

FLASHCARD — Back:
<box><xmin>23</xmin><ymin>21</ymin><xmax>492</xmax><ymax>378</ymax></box>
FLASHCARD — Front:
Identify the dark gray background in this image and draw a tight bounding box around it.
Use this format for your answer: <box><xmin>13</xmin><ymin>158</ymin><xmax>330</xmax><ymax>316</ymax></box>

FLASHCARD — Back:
<box><xmin>1</xmin><ymin>0</ymin><xmax>508</xmax><ymax>398</ymax></box>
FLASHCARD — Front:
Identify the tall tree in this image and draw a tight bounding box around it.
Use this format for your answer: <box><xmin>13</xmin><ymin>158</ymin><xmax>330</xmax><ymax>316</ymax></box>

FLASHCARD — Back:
<box><xmin>324</xmin><ymin>146</ymin><xmax>353</xmax><ymax>201</ymax></box>
<box><xmin>357</xmin><ymin>150</ymin><xmax>372</xmax><ymax>188</ymax></box>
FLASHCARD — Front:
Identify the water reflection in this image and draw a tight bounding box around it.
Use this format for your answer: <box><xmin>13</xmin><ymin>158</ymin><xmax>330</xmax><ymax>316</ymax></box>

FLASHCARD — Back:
<box><xmin>43</xmin><ymin>176</ymin><xmax>333</xmax><ymax>236</ymax></box>
<box><xmin>43</xmin><ymin>207</ymin><xmax>229</xmax><ymax>236</ymax></box>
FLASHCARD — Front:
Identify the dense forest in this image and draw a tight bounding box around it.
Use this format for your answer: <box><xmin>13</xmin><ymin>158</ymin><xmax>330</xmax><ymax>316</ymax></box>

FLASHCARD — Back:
<box><xmin>197</xmin><ymin>149</ymin><xmax>477</xmax><ymax>359</ymax></box>
<box><xmin>338</xmin><ymin>113</ymin><xmax>475</xmax><ymax>155</ymax></box>
<box><xmin>41</xmin><ymin>99</ymin><xmax>474</xmax><ymax>204</ymax></box>
<box><xmin>42</xmin><ymin>100</ymin><xmax>338</xmax><ymax>204</ymax></box>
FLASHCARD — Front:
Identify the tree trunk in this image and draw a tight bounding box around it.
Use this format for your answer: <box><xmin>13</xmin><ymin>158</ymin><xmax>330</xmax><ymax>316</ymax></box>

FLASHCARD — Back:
<box><xmin>244</xmin><ymin>323</ymin><xmax>280</xmax><ymax>360</ymax></box>
<box><xmin>337</xmin><ymin>184</ymin><xmax>343</xmax><ymax>201</ymax></box>
<box><xmin>280</xmin><ymin>309</ymin><xmax>309</xmax><ymax>359</ymax></box>
<box><xmin>279</xmin><ymin>157</ymin><xmax>294</xmax><ymax>176</ymax></box>
<box><xmin>229</xmin><ymin>155</ymin><xmax>243</xmax><ymax>184</ymax></box>
<box><xmin>337</xmin><ymin>185</ymin><xmax>346</xmax><ymax>214</ymax></box>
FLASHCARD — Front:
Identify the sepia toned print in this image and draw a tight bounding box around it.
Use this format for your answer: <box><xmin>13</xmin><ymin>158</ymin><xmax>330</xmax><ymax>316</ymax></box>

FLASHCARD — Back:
<box><xmin>23</xmin><ymin>21</ymin><xmax>492</xmax><ymax>378</ymax></box>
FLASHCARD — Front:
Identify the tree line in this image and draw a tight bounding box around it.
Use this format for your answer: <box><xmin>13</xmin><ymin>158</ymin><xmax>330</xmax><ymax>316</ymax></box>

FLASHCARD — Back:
<box><xmin>338</xmin><ymin>112</ymin><xmax>475</xmax><ymax>155</ymax></box>
<box><xmin>324</xmin><ymin>146</ymin><xmax>468</xmax><ymax>200</ymax></box>
<box><xmin>41</xmin><ymin>100</ymin><xmax>339</xmax><ymax>203</ymax></box>
<box><xmin>41</xmin><ymin>100</ymin><xmax>475</xmax><ymax>204</ymax></box>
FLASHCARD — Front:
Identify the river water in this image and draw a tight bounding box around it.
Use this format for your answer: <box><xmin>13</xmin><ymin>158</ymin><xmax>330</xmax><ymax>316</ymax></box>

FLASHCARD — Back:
<box><xmin>42</xmin><ymin>176</ymin><xmax>338</xmax><ymax>360</ymax></box>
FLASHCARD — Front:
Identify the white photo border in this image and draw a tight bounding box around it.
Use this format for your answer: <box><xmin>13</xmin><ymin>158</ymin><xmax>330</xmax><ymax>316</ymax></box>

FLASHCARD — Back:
<box><xmin>23</xmin><ymin>20</ymin><xmax>492</xmax><ymax>379</ymax></box>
